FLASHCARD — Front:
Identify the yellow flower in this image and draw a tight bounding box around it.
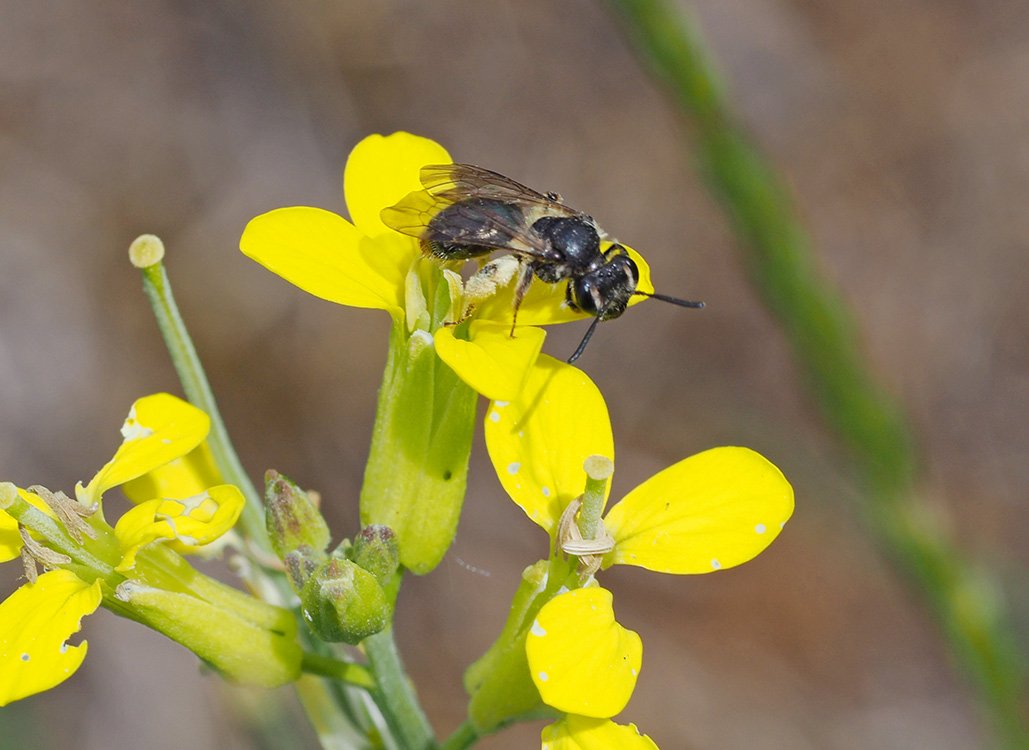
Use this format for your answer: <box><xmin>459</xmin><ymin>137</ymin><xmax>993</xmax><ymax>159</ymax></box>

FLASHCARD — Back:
<box><xmin>239</xmin><ymin>131</ymin><xmax>654</xmax><ymax>400</ymax></box>
<box><xmin>541</xmin><ymin>715</ymin><xmax>659</xmax><ymax>750</ymax></box>
<box><xmin>526</xmin><ymin>587</ymin><xmax>660</xmax><ymax>749</ymax></box>
<box><xmin>526</xmin><ymin>587</ymin><xmax>641</xmax><ymax>717</ymax></box>
<box><xmin>484</xmin><ymin>355</ymin><xmax>794</xmax><ymax>573</ymax></box>
<box><xmin>0</xmin><ymin>393</ymin><xmax>248</xmax><ymax>705</ymax></box>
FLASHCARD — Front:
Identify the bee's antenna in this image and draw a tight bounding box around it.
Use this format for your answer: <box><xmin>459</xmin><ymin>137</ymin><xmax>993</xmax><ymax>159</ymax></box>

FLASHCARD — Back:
<box><xmin>633</xmin><ymin>290</ymin><xmax>705</xmax><ymax>309</ymax></box>
<box><xmin>567</xmin><ymin>313</ymin><xmax>605</xmax><ymax>364</ymax></box>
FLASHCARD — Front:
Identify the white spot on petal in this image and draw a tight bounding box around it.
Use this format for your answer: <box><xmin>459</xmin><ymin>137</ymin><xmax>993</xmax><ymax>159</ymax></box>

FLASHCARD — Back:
<box><xmin>631</xmin><ymin>668</ymin><xmax>638</xmax><ymax>677</ymax></box>
<box><xmin>494</xmin><ymin>400</ymin><xmax>509</xmax><ymax>408</ymax></box>
<box><xmin>542</xmin><ymin>486</ymin><xmax>551</xmax><ymax>497</ymax></box>
<box><xmin>530</xmin><ymin>620</ymin><xmax>547</xmax><ymax>637</ymax></box>
<box><xmin>755</xmin><ymin>524</ymin><xmax>767</xmax><ymax>534</ymax></box>
<box><xmin>507</xmin><ymin>462</ymin><xmax>520</xmax><ymax>475</ymax></box>
<box><xmin>488</xmin><ymin>411</ymin><xmax>500</xmax><ymax>423</ymax></box>
<box><xmin>20</xmin><ymin>653</ymin><xmax>29</xmax><ymax>662</ymax></box>
<box><xmin>120</xmin><ymin>407</ymin><xmax>154</xmax><ymax>441</ymax></box>
<box><xmin>537</xmin><ymin>671</ymin><xmax>549</xmax><ymax>682</ymax></box>
<box><xmin>711</xmin><ymin>559</ymin><xmax>722</xmax><ymax>570</ymax></box>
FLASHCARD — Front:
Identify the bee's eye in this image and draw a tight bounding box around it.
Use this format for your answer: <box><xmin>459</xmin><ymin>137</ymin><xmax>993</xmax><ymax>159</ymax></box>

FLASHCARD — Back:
<box><xmin>570</xmin><ymin>277</ymin><xmax>598</xmax><ymax>315</ymax></box>
<box><xmin>619</xmin><ymin>256</ymin><xmax>639</xmax><ymax>287</ymax></box>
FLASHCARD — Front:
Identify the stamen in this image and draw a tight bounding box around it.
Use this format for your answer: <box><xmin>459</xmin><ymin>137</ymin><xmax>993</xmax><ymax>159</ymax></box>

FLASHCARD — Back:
<box><xmin>28</xmin><ymin>485</ymin><xmax>98</xmax><ymax>543</ymax></box>
<box><xmin>19</xmin><ymin>527</ymin><xmax>72</xmax><ymax>572</ymax></box>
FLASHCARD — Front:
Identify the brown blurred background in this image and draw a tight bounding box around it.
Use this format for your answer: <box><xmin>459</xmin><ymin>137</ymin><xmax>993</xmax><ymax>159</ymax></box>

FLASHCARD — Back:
<box><xmin>1</xmin><ymin>1</ymin><xmax>1026</xmax><ymax>748</ymax></box>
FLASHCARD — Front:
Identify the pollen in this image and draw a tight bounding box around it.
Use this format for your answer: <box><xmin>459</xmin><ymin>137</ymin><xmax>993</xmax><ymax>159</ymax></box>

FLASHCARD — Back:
<box><xmin>537</xmin><ymin>671</ymin><xmax>549</xmax><ymax>682</ymax></box>
<box><xmin>507</xmin><ymin>462</ymin><xmax>520</xmax><ymax>475</ymax></box>
<box><xmin>755</xmin><ymin>523</ymin><xmax>767</xmax><ymax>534</ymax></box>
<box><xmin>488</xmin><ymin>411</ymin><xmax>500</xmax><ymax>423</ymax></box>
<box><xmin>711</xmin><ymin>559</ymin><xmax>722</xmax><ymax>570</ymax></box>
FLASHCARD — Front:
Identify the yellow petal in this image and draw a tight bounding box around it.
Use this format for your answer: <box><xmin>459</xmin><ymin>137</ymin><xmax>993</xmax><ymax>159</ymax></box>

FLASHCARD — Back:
<box><xmin>475</xmin><ymin>243</ymin><xmax>654</xmax><ymax>327</ymax></box>
<box><xmin>114</xmin><ymin>485</ymin><xmax>244</xmax><ymax>571</ymax></box>
<box><xmin>345</xmin><ymin>132</ymin><xmax>452</xmax><ymax>238</ymax></box>
<box><xmin>484</xmin><ymin>355</ymin><xmax>612</xmax><ymax>534</ymax></box>
<box><xmin>0</xmin><ymin>509</ymin><xmax>18</xmax><ymax>563</ymax></box>
<box><xmin>81</xmin><ymin>394</ymin><xmax>210</xmax><ymax>505</ymax></box>
<box><xmin>604</xmin><ymin>447</ymin><xmax>794</xmax><ymax>574</ymax></box>
<box><xmin>241</xmin><ymin>206</ymin><xmax>410</xmax><ymax>318</ymax></box>
<box><xmin>435</xmin><ymin>321</ymin><xmax>546</xmax><ymax>401</ymax></box>
<box><xmin>121</xmin><ymin>442</ymin><xmax>221</xmax><ymax>505</ymax></box>
<box><xmin>526</xmin><ymin>587</ymin><xmax>641</xmax><ymax>718</ymax></box>
<box><xmin>542</xmin><ymin>716</ymin><xmax>659</xmax><ymax>750</ymax></box>
<box><xmin>0</xmin><ymin>570</ymin><xmax>102</xmax><ymax>707</ymax></box>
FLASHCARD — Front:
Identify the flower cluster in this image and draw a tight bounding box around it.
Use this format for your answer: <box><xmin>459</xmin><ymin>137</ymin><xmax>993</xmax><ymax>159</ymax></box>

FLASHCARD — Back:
<box><xmin>0</xmin><ymin>393</ymin><xmax>299</xmax><ymax>706</ymax></box>
<box><xmin>0</xmin><ymin>131</ymin><xmax>795</xmax><ymax>750</ymax></box>
<box><xmin>467</xmin><ymin>354</ymin><xmax>794</xmax><ymax>746</ymax></box>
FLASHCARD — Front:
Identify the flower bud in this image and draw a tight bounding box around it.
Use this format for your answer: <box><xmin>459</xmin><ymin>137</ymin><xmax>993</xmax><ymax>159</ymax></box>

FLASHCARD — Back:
<box><xmin>350</xmin><ymin>525</ymin><xmax>399</xmax><ymax>587</ymax></box>
<box><xmin>265</xmin><ymin>470</ymin><xmax>330</xmax><ymax>560</ymax></box>
<box><xmin>115</xmin><ymin>581</ymin><xmax>302</xmax><ymax>687</ymax></box>
<box><xmin>300</xmin><ymin>557</ymin><xmax>388</xmax><ymax>645</ymax></box>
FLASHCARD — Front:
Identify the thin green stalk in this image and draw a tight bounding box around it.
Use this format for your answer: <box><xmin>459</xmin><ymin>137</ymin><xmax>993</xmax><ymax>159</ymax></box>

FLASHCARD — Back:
<box><xmin>365</xmin><ymin>625</ymin><xmax>437</xmax><ymax>750</ymax></box>
<box><xmin>607</xmin><ymin>2</ymin><xmax>1028</xmax><ymax>746</ymax></box>
<box><xmin>137</xmin><ymin>258</ymin><xmax>266</xmax><ymax>546</ymax></box>
<box><xmin>302</xmin><ymin>652</ymin><xmax>377</xmax><ymax>691</ymax></box>
<box><xmin>438</xmin><ymin>721</ymin><xmax>478</xmax><ymax>750</ymax></box>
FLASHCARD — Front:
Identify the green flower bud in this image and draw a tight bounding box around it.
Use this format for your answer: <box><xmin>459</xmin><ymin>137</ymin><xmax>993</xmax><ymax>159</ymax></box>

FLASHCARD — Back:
<box><xmin>350</xmin><ymin>525</ymin><xmax>400</xmax><ymax>587</ymax></box>
<box><xmin>115</xmin><ymin>580</ymin><xmax>302</xmax><ymax>687</ymax></box>
<box><xmin>359</xmin><ymin>327</ymin><xmax>477</xmax><ymax>575</ymax></box>
<box><xmin>300</xmin><ymin>557</ymin><xmax>389</xmax><ymax>645</ymax></box>
<box><xmin>283</xmin><ymin>546</ymin><xmax>321</xmax><ymax>592</ymax></box>
<box><xmin>465</xmin><ymin>561</ymin><xmax>550</xmax><ymax>732</ymax></box>
<box><xmin>265</xmin><ymin>470</ymin><xmax>331</xmax><ymax>560</ymax></box>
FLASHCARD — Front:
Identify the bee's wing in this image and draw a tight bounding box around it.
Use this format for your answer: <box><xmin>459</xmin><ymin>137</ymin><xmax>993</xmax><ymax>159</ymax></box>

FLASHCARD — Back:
<box><xmin>381</xmin><ymin>163</ymin><xmax>586</xmax><ymax>261</ymax></box>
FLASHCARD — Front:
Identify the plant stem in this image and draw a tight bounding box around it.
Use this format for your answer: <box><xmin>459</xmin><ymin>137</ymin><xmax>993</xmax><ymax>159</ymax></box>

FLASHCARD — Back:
<box><xmin>438</xmin><ymin>721</ymin><xmax>478</xmax><ymax>750</ymax></box>
<box><xmin>607</xmin><ymin>1</ymin><xmax>1028</xmax><ymax>745</ymax></box>
<box><xmin>302</xmin><ymin>652</ymin><xmax>377</xmax><ymax>691</ymax></box>
<box><xmin>139</xmin><ymin>261</ymin><xmax>267</xmax><ymax>547</ymax></box>
<box><xmin>365</xmin><ymin>625</ymin><xmax>437</xmax><ymax>750</ymax></box>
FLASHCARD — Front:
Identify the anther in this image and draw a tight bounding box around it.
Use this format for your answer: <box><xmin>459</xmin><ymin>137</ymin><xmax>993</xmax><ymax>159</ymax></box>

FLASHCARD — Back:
<box><xmin>28</xmin><ymin>485</ymin><xmax>98</xmax><ymax>543</ymax></box>
<box><xmin>19</xmin><ymin>526</ymin><xmax>72</xmax><ymax>579</ymax></box>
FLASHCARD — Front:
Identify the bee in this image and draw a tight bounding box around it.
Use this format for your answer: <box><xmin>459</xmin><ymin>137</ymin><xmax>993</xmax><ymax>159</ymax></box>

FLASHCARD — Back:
<box><xmin>381</xmin><ymin>163</ymin><xmax>703</xmax><ymax>362</ymax></box>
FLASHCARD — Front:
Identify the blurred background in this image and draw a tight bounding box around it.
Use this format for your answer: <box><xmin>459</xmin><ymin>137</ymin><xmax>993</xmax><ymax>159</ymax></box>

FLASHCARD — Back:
<box><xmin>1</xmin><ymin>1</ymin><xmax>1026</xmax><ymax>748</ymax></box>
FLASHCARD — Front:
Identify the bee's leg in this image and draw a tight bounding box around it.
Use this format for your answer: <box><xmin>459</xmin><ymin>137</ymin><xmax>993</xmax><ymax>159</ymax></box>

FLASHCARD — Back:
<box><xmin>461</xmin><ymin>254</ymin><xmax>521</xmax><ymax>321</ymax></box>
<box><xmin>508</xmin><ymin>261</ymin><xmax>536</xmax><ymax>337</ymax></box>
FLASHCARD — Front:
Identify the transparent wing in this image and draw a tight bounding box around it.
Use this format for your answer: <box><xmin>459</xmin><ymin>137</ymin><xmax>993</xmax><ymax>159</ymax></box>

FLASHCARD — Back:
<box><xmin>381</xmin><ymin>163</ymin><xmax>589</xmax><ymax>261</ymax></box>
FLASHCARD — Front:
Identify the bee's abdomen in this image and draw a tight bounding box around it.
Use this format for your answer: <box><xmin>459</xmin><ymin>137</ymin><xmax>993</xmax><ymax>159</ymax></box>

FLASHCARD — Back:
<box><xmin>424</xmin><ymin>198</ymin><xmax>523</xmax><ymax>260</ymax></box>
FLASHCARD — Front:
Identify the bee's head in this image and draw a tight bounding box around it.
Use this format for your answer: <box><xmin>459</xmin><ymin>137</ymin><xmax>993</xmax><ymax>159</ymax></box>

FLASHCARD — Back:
<box><xmin>567</xmin><ymin>245</ymin><xmax>639</xmax><ymax>320</ymax></box>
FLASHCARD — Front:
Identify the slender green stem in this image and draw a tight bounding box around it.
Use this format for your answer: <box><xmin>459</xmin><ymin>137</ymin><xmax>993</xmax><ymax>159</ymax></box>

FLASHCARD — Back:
<box><xmin>365</xmin><ymin>625</ymin><xmax>437</xmax><ymax>750</ymax></box>
<box><xmin>139</xmin><ymin>261</ymin><xmax>267</xmax><ymax>546</ymax></box>
<box><xmin>302</xmin><ymin>652</ymin><xmax>377</xmax><ymax>691</ymax></box>
<box><xmin>438</xmin><ymin>721</ymin><xmax>478</xmax><ymax>750</ymax></box>
<box><xmin>607</xmin><ymin>2</ymin><xmax>1028</xmax><ymax>746</ymax></box>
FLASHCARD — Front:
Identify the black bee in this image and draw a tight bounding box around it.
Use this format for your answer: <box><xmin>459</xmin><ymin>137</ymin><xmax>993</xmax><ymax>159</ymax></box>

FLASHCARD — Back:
<box><xmin>381</xmin><ymin>163</ymin><xmax>702</xmax><ymax>362</ymax></box>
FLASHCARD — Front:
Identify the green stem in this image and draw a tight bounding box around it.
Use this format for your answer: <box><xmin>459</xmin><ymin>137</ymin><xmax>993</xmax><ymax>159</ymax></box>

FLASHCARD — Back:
<box><xmin>302</xmin><ymin>652</ymin><xmax>377</xmax><ymax>691</ymax></box>
<box><xmin>438</xmin><ymin>721</ymin><xmax>478</xmax><ymax>750</ymax></box>
<box><xmin>607</xmin><ymin>2</ymin><xmax>1028</xmax><ymax>746</ymax></box>
<box><xmin>139</xmin><ymin>261</ymin><xmax>266</xmax><ymax>546</ymax></box>
<box><xmin>365</xmin><ymin>625</ymin><xmax>437</xmax><ymax>750</ymax></box>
